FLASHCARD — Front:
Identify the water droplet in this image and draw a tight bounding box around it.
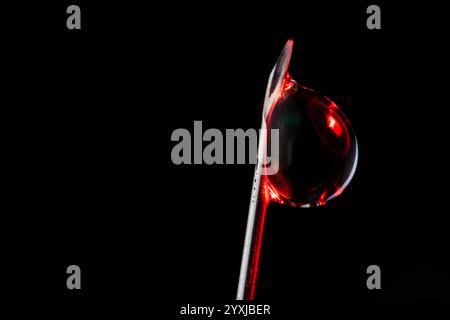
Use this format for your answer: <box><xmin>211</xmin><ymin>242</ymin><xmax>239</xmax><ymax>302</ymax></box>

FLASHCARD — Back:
<box><xmin>266</xmin><ymin>78</ymin><xmax>358</xmax><ymax>207</ymax></box>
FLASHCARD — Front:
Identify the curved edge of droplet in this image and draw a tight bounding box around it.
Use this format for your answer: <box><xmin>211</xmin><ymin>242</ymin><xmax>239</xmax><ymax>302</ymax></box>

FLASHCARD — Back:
<box><xmin>327</xmin><ymin>136</ymin><xmax>359</xmax><ymax>201</ymax></box>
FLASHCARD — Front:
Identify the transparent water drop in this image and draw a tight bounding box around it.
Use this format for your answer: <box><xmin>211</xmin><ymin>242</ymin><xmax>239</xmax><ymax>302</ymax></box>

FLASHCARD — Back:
<box><xmin>265</xmin><ymin>76</ymin><xmax>358</xmax><ymax>207</ymax></box>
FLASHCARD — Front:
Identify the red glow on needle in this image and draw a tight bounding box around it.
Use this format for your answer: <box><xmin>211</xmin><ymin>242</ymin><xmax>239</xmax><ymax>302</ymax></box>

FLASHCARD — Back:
<box><xmin>246</xmin><ymin>73</ymin><xmax>294</xmax><ymax>297</ymax></box>
<box><xmin>246</xmin><ymin>178</ymin><xmax>271</xmax><ymax>300</ymax></box>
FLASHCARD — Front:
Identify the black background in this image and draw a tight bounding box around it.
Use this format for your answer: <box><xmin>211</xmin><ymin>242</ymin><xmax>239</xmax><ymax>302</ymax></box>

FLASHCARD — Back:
<box><xmin>5</xmin><ymin>1</ymin><xmax>450</xmax><ymax>303</ymax></box>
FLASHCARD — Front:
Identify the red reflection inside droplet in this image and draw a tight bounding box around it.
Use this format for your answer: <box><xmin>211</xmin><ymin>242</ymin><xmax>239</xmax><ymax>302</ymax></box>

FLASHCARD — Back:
<box><xmin>327</xmin><ymin>114</ymin><xmax>342</xmax><ymax>137</ymax></box>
